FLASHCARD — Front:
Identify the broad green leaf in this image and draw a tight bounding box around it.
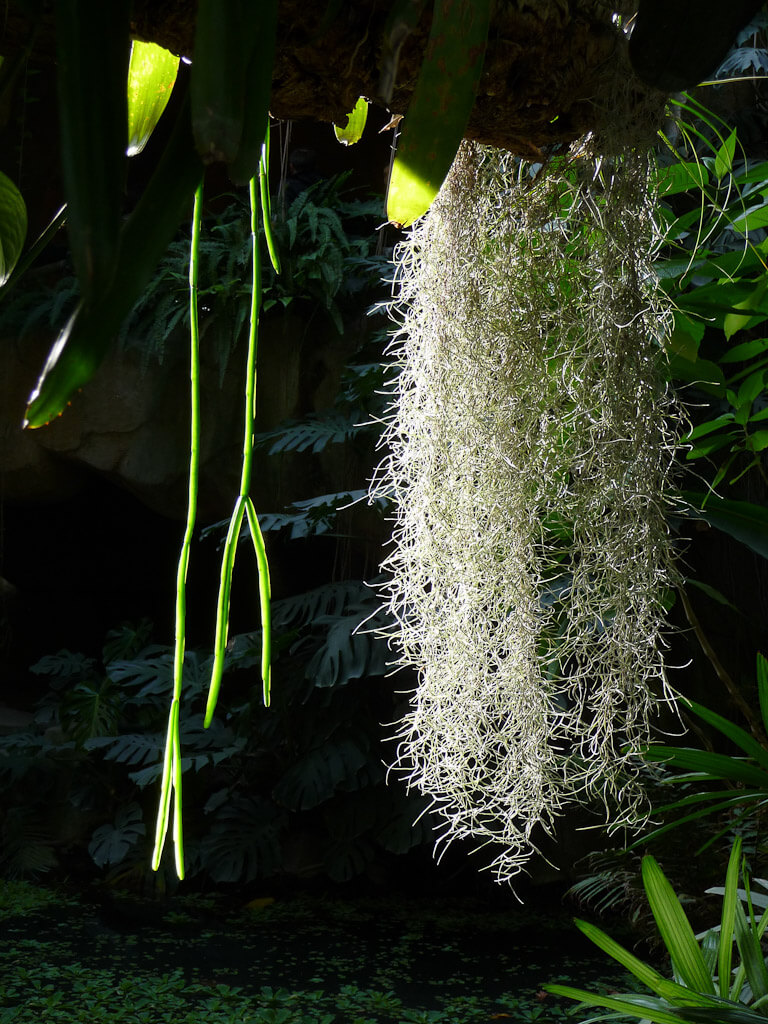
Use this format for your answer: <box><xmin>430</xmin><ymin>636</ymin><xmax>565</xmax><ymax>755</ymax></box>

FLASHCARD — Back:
<box><xmin>272</xmin><ymin>738</ymin><xmax>368</xmax><ymax>809</ymax></box>
<box><xmin>747</xmin><ymin>429</ymin><xmax>768</xmax><ymax>451</ymax></box>
<box><xmin>87</xmin><ymin>802</ymin><xmax>146</xmax><ymax>866</ymax></box>
<box><xmin>721</xmin><ymin>338</ymin><xmax>768</xmax><ymax>363</ymax></box>
<box><xmin>0</xmin><ymin>170</ymin><xmax>27</xmax><ymax>287</ymax></box>
<box><xmin>24</xmin><ymin>93</ymin><xmax>203</xmax><ymax>427</ymax></box>
<box><xmin>657</xmin><ymin>159</ymin><xmax>710</xmax><ymax>197</ymax></box>
<box><xmin>386</xmin><ymin>0</ymin><xmax>492</xmax><ymax>227</ymax></box>
<box><xmin>681</xmin><ymin>490</ymin><xmax>768</xmax><ymax>562</ymax></box>
<box><xmin>732</xmin><ymin>203</ymin><xmax>768</xmax><ymax>233</ymax></box>
<box><xmin>668</xmin><ymin>324</ymin><xmax>703</xmax><ymax>362</ymax></box>
<box><xmin>733</xmin><ymin>161</ymin><xmax>768</xmax><ymax>186</ymax></box>
<box><xmin>126</xmin><ymin>40</ymin><xmax>179</xmax><ymax>156</ymax></box>
<box><xmin>686</xmin><ymin>414</ymin><xmax>736</xmax><ymax>441</ymax></box>
<box><xmin>666</xmin><ymin>355</ymin><xmax>725</xmax><ymax>395</ymax></box>
<box><xmin>333</xmin><ymin>97</ymin><xmax>368</xmax><ymax>146</ymax></box>
<box><xmin>687</xmin><ymin>433</ymin><xmax>739</xmax><ymax>459</ymax></box>
<box><xmin>642</xmin><ymin>854</ymin><xmax>716</xmax><ymax>995</ymax></box>
<box><xmin>725</xmin><ymin>277</ymin><xmax>768</xmax><ymax>339</ymax></box>
<box><xmin>715</xmin><ymin>128</ymin><xmax>737</xmax><ymax>180</ymax></box>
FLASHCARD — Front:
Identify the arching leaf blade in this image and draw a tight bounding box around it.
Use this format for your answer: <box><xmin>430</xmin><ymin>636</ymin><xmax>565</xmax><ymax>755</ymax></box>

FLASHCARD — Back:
<box><xmin>0</xmin><ymin>170</ymin><xmax>27</xmax><ymax>287</ymax></box>
<box><xmin>386</xmin><ymin>0</ymin><xmax>492</xmax><ymax>228</ymax></box>
<box><xmin>642</xmin><ymin>855</ymin><xmax>716</xmax><ymax>995</ymax></box>
<box><xmin>126</xmin><ymin>40</ymin><xmax>179</xmax><ymax>157</ymax></box>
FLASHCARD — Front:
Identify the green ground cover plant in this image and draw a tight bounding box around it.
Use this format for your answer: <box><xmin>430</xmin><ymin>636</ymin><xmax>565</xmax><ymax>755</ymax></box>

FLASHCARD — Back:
<box><xmin>0</xmin><ymin>880</ymin><xmax>631</xmax><ymax>1024</ymax></box>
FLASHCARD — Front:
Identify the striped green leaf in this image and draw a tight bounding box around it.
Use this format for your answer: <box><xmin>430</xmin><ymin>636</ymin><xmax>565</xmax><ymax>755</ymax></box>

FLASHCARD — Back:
<box><xmin>642</xmin><ymin>855</ymin><xmax>716</xmax><ymax>995</ymax></box>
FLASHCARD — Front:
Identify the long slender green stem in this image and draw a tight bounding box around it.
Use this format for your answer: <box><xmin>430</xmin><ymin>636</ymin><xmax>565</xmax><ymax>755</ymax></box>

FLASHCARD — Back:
<box><xmin>260</xmin><ymin>123</ymin><xmax>281</xmax><ymax>274</ymax></box>
<box><xmin>152</xmin><ymin>182</ymin><xmax>203</xmax><ymax>878</ymax></box>
<box><xmin>245</xmin><ymin>496</ymin><xmax>271</xmax><ymax>706</ymax></box>
<box><xmin>205</xmin><ymin>171</ymin><xmax>272</xmax><ymax>726</ymax></box>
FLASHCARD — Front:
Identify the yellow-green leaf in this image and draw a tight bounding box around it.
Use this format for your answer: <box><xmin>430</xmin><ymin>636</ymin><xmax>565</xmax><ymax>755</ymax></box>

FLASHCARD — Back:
<box><xmin>127</xmin><ymin>40</ymin><xmax>179</xmax><ymax>157</ymax></box>
<box><xmin>386</xmin><ymin>0</ymin><xmax>492</xmax><ymax>228</ymax></box>
<box><xmin>333</xmin><ymin>96</ymin><xmax>368</xmax><ymax>146</ymax></box>
<box><xmin>0</xmin><ymin>170</ymin><xmax>27</xmax><ymax>287</ymax></box>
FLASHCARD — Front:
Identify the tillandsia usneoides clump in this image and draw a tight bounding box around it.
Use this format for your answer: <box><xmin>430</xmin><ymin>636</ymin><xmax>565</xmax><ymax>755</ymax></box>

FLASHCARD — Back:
<box><xmin>370</xmin><ymin>142</ymin><xmax>681</xmax><ymax>883</ymax></box>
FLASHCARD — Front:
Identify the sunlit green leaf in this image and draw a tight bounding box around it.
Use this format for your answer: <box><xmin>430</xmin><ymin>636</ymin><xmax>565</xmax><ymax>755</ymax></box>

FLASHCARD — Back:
<box><xmin>333</xmin><ymin>97</ymin><xmax>368</xmax><ymax>146</ymax></box>
<box><xmin>126</xmin><ymin>40</ymin><xmax>179</xmax><ymax>156</ymax></box>
<box><xmin>386</xmin><ymin>0</ymin><xmax>492</xmax><ymax>227</ymax></box>
<box><xmin>657</xmin><ymin>160</ymin><xmax>710</xmax><ymax>197</ymax></box>
<box><xmin>715</xmin><ymin>128</ymin><xmax>737</xmax><ymax>180</ymax></box>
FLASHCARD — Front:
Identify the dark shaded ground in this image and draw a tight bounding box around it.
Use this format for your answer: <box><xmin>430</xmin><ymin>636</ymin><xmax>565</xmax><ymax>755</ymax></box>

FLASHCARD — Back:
<box><xmin>3</xmin><ymin>883</ymin><xmax>635</xmax><ymax>1019</ymax></box>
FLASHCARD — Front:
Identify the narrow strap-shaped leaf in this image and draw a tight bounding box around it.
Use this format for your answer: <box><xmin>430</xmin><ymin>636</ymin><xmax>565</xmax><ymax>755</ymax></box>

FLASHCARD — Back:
<box><xmin>25</xmin><ymin>90</ymin><xmax>203</xmax><ymax>428</ymax></box>
<box><xmin>758</xmin><ymin>653</ymin><xmax>768</xmax><ymax>734</ymax></box>
<box><xmin>0</xmin><ymin>202</ymin><xmax>65</xmax><ymax>301</ymax></box>
<box><xmin>226</xmin><ymin>0</ymin><xmax>278</xmax><ymax>185</ymax></box>
<box><xmin>544</xmin><ymin>984</ymin><xmax>693</xmax><ymax>1024</ymax></box>
<box><xmin>386</xmin><ymin>0</ymin><xmax>492</xmax><ymax>228</ymax></box>
<box><xmin>631</xmin><ymin>794</ymin><xmax>766</xmax><ymax>849</ymax></box>
<box><xmin>641</xmin><ymin>746</ymin><xmax>768</xmax><ymax>789</ymax></box>
<box><xmin>734</xmin><ymin>872</ymin><xmax>768</xmax><ymax>1003</ymax></box>
<box><xmin>574</xmin><ymin>919</ymin><xmax>714</xmax><ymax>1005</ymax></box>
<box><xmin>685</xmin><ymin>701</ymin><xmax>768</xmax><ymax>770</ymax></box>
<box><xmin>55</xmin><ymin>0</ymin><xmax>129</xmax><ymax>299</ymax></box>
<box><xmin>676</xmin><ymin>1005</ymin><xmax>768</xmax><ymax>1024</ymax></box>
<box><xmin>642</xmin><ymin>855</ymin><xmax>716</xmax><ymax>995</ymax></box>
<box><xmin>719</xmin><ymin>839</ymin><xmax>742</xmax><ymax>998</ymax></box>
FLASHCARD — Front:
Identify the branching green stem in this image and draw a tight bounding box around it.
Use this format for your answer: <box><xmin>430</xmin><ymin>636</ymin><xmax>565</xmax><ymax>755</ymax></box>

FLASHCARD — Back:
<box><xmin>152</xmin><ymin>182</ymin><xmax>203</xmax><ymax>878</ymax></box>
<box><xmin>204</xmin><ymin>172</ymin><xmax>272</xmax><ymax>727</ymax></box>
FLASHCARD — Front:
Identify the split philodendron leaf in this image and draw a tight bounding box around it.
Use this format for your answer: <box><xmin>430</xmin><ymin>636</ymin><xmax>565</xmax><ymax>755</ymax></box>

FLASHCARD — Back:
<box><xmin>371</xmin><ymin>142</ymin><xmax>680</xmax><ymax>881</ymax></box>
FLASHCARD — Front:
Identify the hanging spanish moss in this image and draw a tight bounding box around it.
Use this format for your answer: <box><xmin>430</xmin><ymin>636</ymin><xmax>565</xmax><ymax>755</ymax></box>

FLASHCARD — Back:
<box><xmin>372</xmin><ymin>142</ymin><xmax>680</xmax><ymax>883</ymax></box>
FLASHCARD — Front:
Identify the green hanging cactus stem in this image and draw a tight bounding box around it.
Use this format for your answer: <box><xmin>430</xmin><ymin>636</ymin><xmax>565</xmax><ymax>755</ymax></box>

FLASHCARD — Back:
<box><xmin>152</xmin><ymin>182</ymin><xmax>204</xmax><ymax>878</ymax></box>
<box><xmin>205</xmin><ymin>171</ymin><xmax>272</xmax><ymax>728</ymax></box>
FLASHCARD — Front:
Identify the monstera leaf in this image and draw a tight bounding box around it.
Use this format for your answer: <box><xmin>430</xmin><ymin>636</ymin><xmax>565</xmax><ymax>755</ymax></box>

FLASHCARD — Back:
<box><xmin>88</xmin><ymin>803</ymin><xmax>146</xmax><ymax>867</ymax></box>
